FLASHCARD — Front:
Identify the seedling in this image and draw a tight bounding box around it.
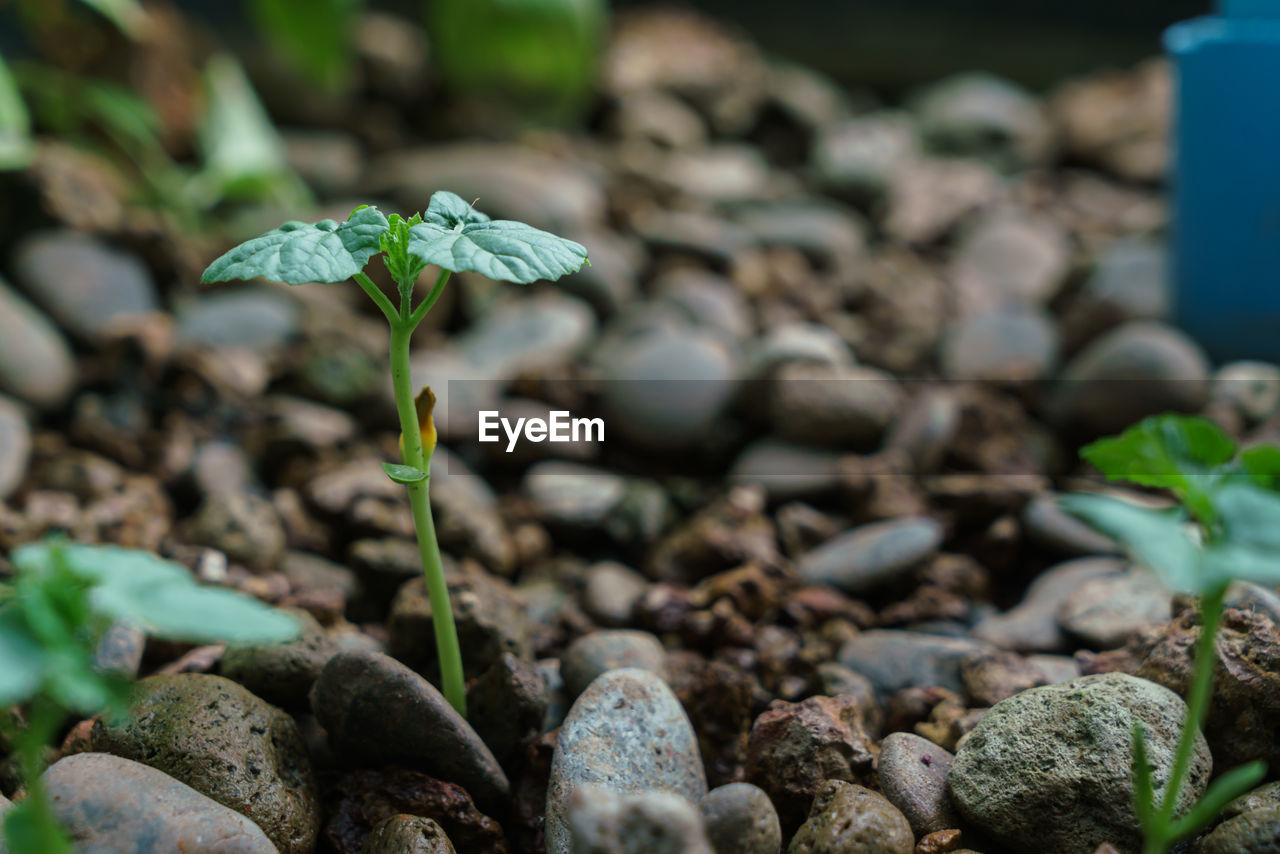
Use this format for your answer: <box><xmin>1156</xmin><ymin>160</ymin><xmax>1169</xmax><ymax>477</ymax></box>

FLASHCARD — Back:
<box><xmin>200</xmin><ymin>192</ymin><xmax>589</xmax><ymax>716</ymax></box>
<box><xmin>0</xmin><ymin>540</ymin><xmax>301</xmax><ymax>853</ymax></box>
<box><xmin>1062</xmin><ymin>414</ymin><xmax>1280</xmax><ymax>854</ymax></box>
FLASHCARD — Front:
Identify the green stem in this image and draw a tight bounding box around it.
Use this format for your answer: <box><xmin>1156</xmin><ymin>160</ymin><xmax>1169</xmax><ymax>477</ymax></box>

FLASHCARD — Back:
<box><xmin>3</xmin><ymin>697</ymin><xmax>71</xmax><ymax>852</ymax></box>
<box><xmin>1156</xmin><ymin>584</ymin><xmax>1227</xmax><ymax>825</ymax></box>
<box><xmin>388</xmin><ymin>316</ymin><xmax>466</xmax><ymax>717</ymax></box>
<box><xmin>409</xmin><ymin>270</ymin><xmax>451</xmax><ymax>328</ymax></box>
<box><xmin>354</xmin><ymin>271</ymin><xmax>399</xmax><ymax>325</ymax></box>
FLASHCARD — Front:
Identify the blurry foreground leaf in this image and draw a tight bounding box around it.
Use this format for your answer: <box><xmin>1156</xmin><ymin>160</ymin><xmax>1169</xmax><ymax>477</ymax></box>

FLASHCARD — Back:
<box><xmin>1058</xmin><ymin>494</ymin><xmax>1201</xmax><ymax>592</ymax></box>
<box><xmin>0</xmin><ymin>52</ymin><xmax>33</xmax><ymax>171</ymax></box>
<box><xmin>77</xmin><ymin>0</ymin><xmax>152</xmax><ymax>39</ymax></box>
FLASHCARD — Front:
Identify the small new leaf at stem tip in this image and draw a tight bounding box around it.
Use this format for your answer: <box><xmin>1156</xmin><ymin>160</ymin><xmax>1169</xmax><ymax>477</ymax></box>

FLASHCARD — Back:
<box><xmin>382</xmin><ymin>462</ymin><xmax>427</xmax><ymax>484</ymax></box>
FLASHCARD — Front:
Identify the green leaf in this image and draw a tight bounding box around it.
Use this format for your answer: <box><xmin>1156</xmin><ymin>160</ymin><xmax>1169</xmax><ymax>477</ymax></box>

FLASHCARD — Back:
<box><xmin>1239</xmin><ymin>445</ymin><xmax>1280</xmax><ymax>490</ymax></box>
<box><xmin>0</xmin><ymin>51</ymin><xmax>33</xmax><ymax>171</ymax></box>
<box><xmin>423</xmin><ymin>190</ymin><xmax>491</xmax><ymax>228</ymax></box>
<box><xmin>201</xmin><ymin>205</ymin><xmax>389</xmax><ymax>285</ymax></box>
<box><xmin>13</xmin><ymin>542</ymin><xmax>191</xmax><ymax>589</ymax></box>
<box><xmin>382</xmin><ymin>462</ymin><xmax>427</xmax><ymax>484</ymax></box>
<box><xmin>76</xmin><ymin>0</ymin><xmax>151</xmax><ymax>39</ymax></box>
<box><xmin>1081</xmin><ymin>415</ymin><xmax>1238</xmax><ymax>522</ymax></box>
<box><xmin>248</xmin><ymin>0</ymin><xmax>362</xmax><ymax>90</ymax></box>
<box><xmin>1058</xmin><ymin>494</ymin><xmax>1202</xmax><ymax>593</ymax></box>
<box><xmin>2</xmin><ymin>799</ymin><xmax>73</xmax><ymax>854</ymax></box>
<box><xmin>1215</xmin><ymin>482</ymin><xmax>1280</xmax><ymax>550</ymax></box>
<box><xmin>407</xmin><ymin>193</ymin><xmax>589</xmax><ymax>284</ymax></box>
<box><xmin>1167</xmin><ymin>761</ymin><xmax>1267</xmax><ymax>841</ymax></box>
<box><xmin>0</xmin><ymin>608</ymin><xmax>46</xmax><ymax>706</ymax></box>
<box><xmin>92</xmin><ymin>584</ymin><xmax>301</xmax><ymax>644</ymax></box>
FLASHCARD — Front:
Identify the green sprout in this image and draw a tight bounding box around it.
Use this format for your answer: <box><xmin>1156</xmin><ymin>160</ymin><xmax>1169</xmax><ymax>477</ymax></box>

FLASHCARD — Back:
<box><xmin>1062</xmin><ymin>414</ymin><xmax>1280</xmax><ymax>854</ymax></box>
<box><xmin>0</xmin><ymin>540</ymin><xmax>302</xmax><ymax>853</ymax></box>
<box><xmin>200</xmin><ymin>193</ymin><xmax>589</xmax><ymax>716</ymax></box>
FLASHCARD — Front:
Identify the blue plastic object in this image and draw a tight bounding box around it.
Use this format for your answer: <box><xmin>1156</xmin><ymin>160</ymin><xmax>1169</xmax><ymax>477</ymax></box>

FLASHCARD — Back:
<box><xmin>1167</xmin><ymin>1</ymin><xmax>1280</xmax><ymax>363</ymax></box>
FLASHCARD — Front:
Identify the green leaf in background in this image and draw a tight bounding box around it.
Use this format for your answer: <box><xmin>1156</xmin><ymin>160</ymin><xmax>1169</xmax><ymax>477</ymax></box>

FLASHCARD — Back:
<box><xmin>1215</xmin><ymin>482</ymin><xmax>1280</xmax><ymax>550</ymax></box>
<box><xmin>248</xmin><ymin>0</ymin><xmax>363</xmax><ymax>91</ymax></box>
<box><xmin>1239</xmin><ymin>444</ymin><xmax>1280</xmax><ymax>489</ymax></box>
<box><xmin>1080</xmin><ymin>414</ymin><xmax>1238</xmax><ymax>522</ymax></box>
<box><xmin>193</xmin><ymin>53</ymin><xmax>311</xmax><ymax>208</ymax></box>
<box><xmin>94</xmin><ymin>584</ymin><xmax>300</xmax><ymax>644</ymax></box>
<box><xmin>2</xmin><ymin>798</ymin><xmax>73</xmax><ymax>854</ymax></box>
<box><xmin>408</xmin><ymin>192</ymin><xmax>589</xmax><ymax>284</ymax></box>
<box><xmin>1058</xmin><ymin>493</ymin><xmax>1202</xmax><ymax>592</ymax></box>
<box><xmin>382</xmin><ymin>462</ymin><xmax>427</xmax><ymax>484</ymax></box>
<box><xmin>202</xmin><ymin>205</ymin><xmax>389</xmax><ymax>284</ymax></box>
<box><xmin>0</xmin><ymin>52</ymin><xmax>34</xmax><ymax>171</ymax></box>
<box><xmin>0</xmin><ymin>608</ymin><xmax>46</xmax><ymax>706</ymax></box>
<box><xmin>76</xmin><ymin>0</ymin><xmax>152</xmax><ymax>39</ymax></box>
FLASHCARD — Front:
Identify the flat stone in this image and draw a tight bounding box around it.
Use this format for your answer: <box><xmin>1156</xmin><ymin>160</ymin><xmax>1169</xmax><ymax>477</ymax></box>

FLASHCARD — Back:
<box><xmin>947</xmin><ymin>673</ymin><xmax>1209</xmax><ymax>854</ymax></box>
<box><xmin>951</xmin><ymin>209</ymin><xmax>1071</xmax><ymax>310</ymax></box>
<box><xmin>0</xmin><ymin>395</ymin><xmax>30</xmax><ymax>500</ymax></box>
<box><xmin>561</xmin><ymin>630</ymin><xmax>668</xmax><ymax>700</ymax></box>
<box><xmin>310</xmin><ymin>650</ymin><xmax>509</xmax><ymax>805</ymax></box>
<box><xmin>972</xmin><ymin>557</ymin><xmax>1127</xmax><ymax>652</ymax></box>
<box><xmin>700</xmin><ymin>783</ymin><xmax>782</xmax><ymax>854</ymax></box>
<box><xmin>1058</xmin><ymin>567</ymin><xmax>1171</xmax><ymax>649</ymax></box>
<box><xmin>728</xmin><ymin>440</ymin><xmax>845</xmax><ymax>502</ymax></box>
<box><xmin>582</xmin><ymin>562</ymin><xmax>649</xmax><ymax>626</ymax></box>
<box><xmin>877</xmin><ymin>732</ymin><xmax>960</xmax><ymax>837</ymax></box>
<box><xmin>175</xmin><ymin>288</ymin><xmax>301</xmax><ymax>351</ymax></box>
<box><xmin>940</xmin><ymin>306</ymin><xmax>1058</xmax><ymax>382</ymax></box>
<box><xmin>40</xmin><ymin>753</ymin><xmax>277</xmax><ymax>854</ymax></box>
<box><xmin>799</xmin><ymin>518</ymin><xmax>944</xmax><ymax>595</ymax></box>
<box><xmin>13</xmin><ymin>229</ymin><xmax>158</xmax><ymax>339</ymax></box>
<box><xmin>220</xmin><ymin>608</ymin><xmax>338</xmax><ymax>709</ymax></box>
<box><xmin>838</xmin><ymin>630</ymin><xmax>991</xmax><ymax>699</ymax></box>
<box><xmin>0</xmin><ymin>279</ymin><xmax>76</xmax><ymax>409</ymax></box>
<box><xmin>546</xmin><ymin>668</ymin><xmax>707</xmax><ymax>854</ymax></box>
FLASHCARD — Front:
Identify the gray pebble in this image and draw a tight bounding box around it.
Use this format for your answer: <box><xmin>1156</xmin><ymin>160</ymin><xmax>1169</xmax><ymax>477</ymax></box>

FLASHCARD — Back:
<box><xmin>799</xmin><ymin>518</ymin><xmax>943</xmax><ymax>595</ymax></box>
<box><xmin>583</xmin><ymin>562</ymin><xmax>649</xmax><ymax>626</ymax></box>
<box><xmin>787</xmin><ymin>781</ymin><xmax>913</xmax><ymax>854</ymax></box>
<box><xmin>0</xmin><ymin>279</ymin><xmax>76</xmax><ymax>410</ymax></box>
<box><xmin>361</xmin><ymin>814</ymin><xmax>457</xmax><ymax>854</ymax></box>
<box><xmin>0</xmin><ymin>395</ymin><xmax>30</xmax><ymax>500</ymax></box>
<box><xmin>546</xmin><ymin>668</ymin><xmax>707</xmax><ymax>854</ymax></box>
<box><xmin>1058</xmin><ymin>566</ymin><xmax>1171</xmax><ymax>649</ymax></box>
<box><xmin>940</xmin><ymin>306</ymin><xmax>1058</xmax><ymax>382</ymax></box>
<box><xmin>972</xmin><ymin>556</ymin><xmax>1126</xmax><ymax>652</ymax></box>
<box><xmin>568</xmin><ymin>786</ymin><xmax>713</xmax><ymax>854</ymax></box>
<box><xmin>838</xmin><ymin>630</ymin><xmax>991</xmax><ymax>699</ymax></box>
<box><xmin>175</xmin><ymin>288</ymin><xmax>301</xmax><ymax>351</ymax></box>
<box><xmin>562</xmin><ymin>630</ymin><xmax>668</xmax><ymax>700</ymax></box>
<box><xmin>221</xmin><ymin>609</ymin><xmax>338</xmax><ymax>708</ymax></box>
<box><xmin>700</xmin><ymin>783</ymin><xmax>781</xmax><ymax>854</ymax></box>
<box><xmin>877</xmin><ymin>732</ymin><xmax>960</xmax><ymax>836</ymax></box>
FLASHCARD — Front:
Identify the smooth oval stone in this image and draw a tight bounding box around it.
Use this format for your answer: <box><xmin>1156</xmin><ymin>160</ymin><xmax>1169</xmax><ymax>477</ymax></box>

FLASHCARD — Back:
<box><xmin>13</xmin><ymin>230</ymin><xmax>159</xmax><ymax>340</ymax></box>
<box><xmin>309</xmin><ymin>650</ymin><xmax>509</xmax><ymax>806</ymax></box>
<box><xmin>41</xmin><ymin>753</ymin><xmax>278</xmax><ymax>854</ymax></box>
<box><xmin>947</xmin><ymin>673</ymin><xmax>1209</xmax><ymax>854</ymax></box>
<box><xmin>582</xmin><ymin>562</ymin><xmax>649</xmax><ymax>626</ymax></box>
<box><xmin>700</xmin><ymin>783</ymin><xmax>783</xmax><ymax>854</ymax></box>
<box><xmin>546</xmin><ymin>667</ymin><xmax>707</xmax><ymax>854</ymax></box>
<box><xmin>0</xmin><ymin>395</ymin><xmax>30</xmax><ymax>500</ymax></box>
<box><xmin>972</xmin><ymin>557</ymin><xmax>1126</xmax><ymax>652</ymax></box>
<box><xmin>78</xmin><ymin>674</ymin><xmax>317</xmax><ymax>854</ymax></box>
<box><xmin>0</xmin><ymin>279</ymin><xmax>76</xmax><ymax>410</ymax></box>
<box><xmin>799</xmin><ymin>517</ymin><xmax>944</xmax><ymax>595</ymax></box>
<box><xmin>877</xmin><ymin>732</ymin><xmax>960</xmax><ymax>836</ymax></box>
<box><xmin>940</xmin><ymin>307</ymin><xmax>1058</xmax><ymax>382</ymax></box>
<box><xmin>561</xmin><ymin>630</ymin><xmax>668</xmax><ymax>700</ymax></box>
<box><xmin>175</xmin><ymin>288</ymin><xmax>301</xmax><ymax>351</ymax></box>
<box><xmin>839</xmin><ymin>630</ymin><xmax>992</xmax><ymax>700</ymax></box>
<box><xmin>221</xmin><ymin>609</ymin><xmax>338</xmax><ymax>709</ymax></box>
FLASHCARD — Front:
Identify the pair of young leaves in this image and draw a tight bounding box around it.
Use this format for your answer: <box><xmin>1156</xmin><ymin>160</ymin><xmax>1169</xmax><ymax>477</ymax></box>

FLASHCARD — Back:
<box><xmin>200</xmin><ymin>190</ymin><xmax>590</xmax><ymax>289</ymax></box>
<box><xmin>1062</xmin><ymin>413</ymin><xmax>1280</xmax><ymax>594</ymax></box>
<box><xmin>0</xmin><ymin>542</ymin><xmax>299</xmax><ymax>711</ymax></box>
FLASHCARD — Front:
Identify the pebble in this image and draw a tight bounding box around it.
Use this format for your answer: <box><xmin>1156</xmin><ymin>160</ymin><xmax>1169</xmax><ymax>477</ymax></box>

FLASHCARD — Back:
<box><xmin>947</xmin><ymin>672</ymin><xmax>1209</xmax><ymax>854</ymax></box>
<box><xmin>562</xmin><ymin>629</ymin><xmax>669</xmax><ymax>700</ymax></box>
<box><xmin>700</xmin><ymin>783</ymin><xmax>782</xmax><ymax>854</ymax></box>
<box><xmin>876</xmin><ymin>732</ymin><xmax>960</xmax><ymax>837</ymax></box>
<box><xmin>361</xmin><ymin>814</ymin><xmax>457</xmax><ymax>854</ymax></box>
<box><xmin>1213</xmin><ymin>360</ymin><xmax>1280</xmax><ymax>424</ymax></box>
<box><xmin>1058</xmin><ymin>566</ymin><xmax>1171</xmax><ymax>649</ymax></box>
<box><xmin>884</xmin><ymin>157</ymin><xmax>1001</xmax><ymax>245</ymax></box>
<box><xmin>787</xmin><ymin>781</ymin><xmax>913</xmax><ymax>854</ymax></box>
<box><xmin>1199</xmin><ymin>806</ymin><xmax>1280</xmax><ymax>854</ymax></box>
<box><xmin>0</xmin><ymin>395</ymin><xmax>30</xmax><ymax>500</ymax></box>
<box><xmin>523</xmin><ymin>461</ymin><xmax>627</xmax><ymax>526</ymax></box>
<box><xmin>545</xmin><ymin>668</ymin><xmax>707</xmax><ymax>854</ymax></box>
<box><xmin>745</xmin><ymin>322</ymin><xmax>854</xmax><ymax>381</ymax></box>
<box><xmin>92</xmin><ymin>621</ymin><xmax>146</xmax><ymax>678</ymax></box>
<box><xmin>583</xmin><ymin>561</ymin><xmax>650</xmax><ymax>626</ymax></box>
<box><xmin>77</xmin><ymin>673</ymin><xmax>319</xmax><ymax>854</ymax></box>
<box><xmin>660</xmin><ymin>144</ymin><xmax>773</xmax><ymax>204</ymax></box>
<box><xmin>1081</xmin><ymin>237</ymin><xmax>1170</xmax><ymax>324</ymax></box>
<box><xmin>939</xmin><ymin>306</ymin><xmax>1058</xmax><ymax>382</ymax></box>
<box><xmin>799</xmin><ymin>518</ymin><xmax>944</xmax><ymax>596</ymax></box>
<box><xmin>653</xmin><ymin>270</ymin><xmax>754</xmax><ymax>343</ymax></box>
<box><xmin>599</xmin><ymin>327</ymin><xmax>740</xmax><ymax>451</ymax></box>
<box><xmin>13</xmin><ymin>229</ymin><xmax>159</xmax><ymax>340</ymax></box>
<box><xmin>812</xmin><ymin>112</ymin><xmax>920</xmax><ymax>201</ymax></box>
<box><xmin>1021</xmin><ymin>493</ymin><xmax>1121</xmax><ymax>556</ymax></box>
<box><xmin>457</xmin><ymin>294</ymin><xmax>597</xmax><ymax>380</ymax></box>
<box><xmin>972</xmin><ymin>557</ymin><xmax>1127</xmax><ymax>652</ymax></box>
<box><xmin>559</xmin><ymin>229</ymin><xmax>643</xmax><ymax>316</ymax></box>
<box><xmin>567</xmin><ymin>786</ymin><xmax>714</xmax><ymax>854</ymax></box>
<box><xmin>40</xmin><ymin>753</ymin><xmax>278</xmax><ymax>854</ymax></box>
<box><xmin>185</xmin><ymin>490</ymin><xmax>287</xmax><ymax>573</ymax></box>
<box><xmin>0</xmin><ymin>278</ymin><xmax>76</xmax><ymax>410</ymax></box>
<box><xmin>611</xmin><ymin>90</ymin><xmax>709</xmax><ymax>149</ymax></box>
<box><xmin>220</xmin><ymin>608</ymin><xmax>338</xmax><ymax>709</ymax></box>
<box><xmin>746</xmin><ymin>694</ymin><xmax>877</xmax><ymax>830</ymax></box>
<box><xmin>912</xmin><ymin>72</ymin><xmax>1051</xmax><ymax>166</ymax></box>
<box><xmin>175</xmin><ymin>288</ymin><xmax>301</xmax><ymax>351</ymax></box>
<box><xmin>464</xmin><ymin>651</ymin><xmax>548</xmax><ymax>765</ymax></box>
<box><xmin>884</xmin><ymin>389</ymin><xmax>961</xmax><ymax>473</ymax></box>
<box><xmin>838</xmin><ymin>630</ymin><xmax>992</xmax><ymax>699</ymax></box>
<box><xmin>728</xmin><ymin>440</ymin><xmax>845</xmax><ymax>502</ymax></box>
<box><xmin>1048</xmin><ymin>321</ymin><xmax>1210</xmax><ymax>436</ymax></box>
<box><xmin>770</xmin><ymin>362</ymin><xmax>902</xmax><ymax>448</ymax></box>
<box><xmin>281</xmin><ymin>130</ymin><xmax>362</xmax><ymax>197</ymax></box>
<box><xmin>731</xmin><ymin>200</ymin><xmax>867</xmax><ymax>272</ymax></box>
<box><xmin>310</xmin><ymin>650</ymin><xmax>510</xmax><ymax>805</ymax></box>
<box><xmin>951</xmin><ymin>209</ymin><xmax>1072</xmax><ymax>310</ymax></box>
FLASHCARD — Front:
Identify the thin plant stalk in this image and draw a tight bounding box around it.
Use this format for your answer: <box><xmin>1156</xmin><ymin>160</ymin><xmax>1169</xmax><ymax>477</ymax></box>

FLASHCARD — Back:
<box><xmin>2</xmin><ymin>699</ymin><xmax>71</xmax><ymax>852</ymax></box>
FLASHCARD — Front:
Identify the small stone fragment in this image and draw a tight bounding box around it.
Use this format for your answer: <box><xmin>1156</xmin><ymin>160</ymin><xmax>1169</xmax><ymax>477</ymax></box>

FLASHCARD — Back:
<box><xmin>361</xmin><ymin>815</ymin><xmax>457</xmax><ymax>854</ymax></box>
<box><xmin>700</xmin><ymin>783</ymin><xmax>782</xmax><ymax>854</ymax></box>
